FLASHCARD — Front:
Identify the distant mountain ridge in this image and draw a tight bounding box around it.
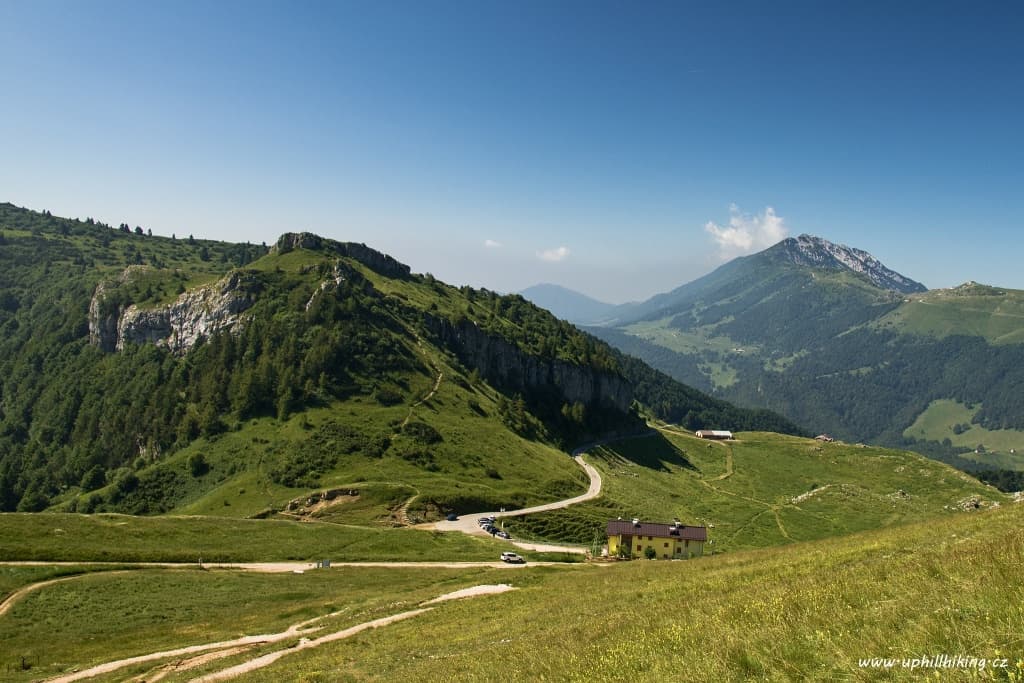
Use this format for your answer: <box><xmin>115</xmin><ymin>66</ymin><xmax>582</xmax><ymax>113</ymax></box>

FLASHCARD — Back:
<box><xmin>519</xmin><ymin>283</ymin><xmax>616</xmax><ymax>325</ymax></box>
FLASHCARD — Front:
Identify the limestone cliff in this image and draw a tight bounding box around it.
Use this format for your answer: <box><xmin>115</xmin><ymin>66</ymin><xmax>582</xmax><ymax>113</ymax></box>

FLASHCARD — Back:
<box><xmin>426</xmin><ymin>315</ymin><xmax>633</xmax><ymax>413</ymax></box>
<box><xmin>88</xmin><ymin>280</ymin><xmax>122</xmax><ymax>353</ymax></box>
<box><xmin>89</xmin><ymin>270</ymin><xmax>260</xmax><ymax>354</ymax></box>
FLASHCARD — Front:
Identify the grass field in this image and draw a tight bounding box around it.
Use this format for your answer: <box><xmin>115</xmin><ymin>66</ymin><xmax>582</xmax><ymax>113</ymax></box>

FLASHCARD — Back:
<box><xmin>877</xmin><ymin>285</ymin><xmax>1024</xmax><ymax>345</ymax></box>
<box><xmin>504</xmin><ymin>429</ymin><xmax>1006</xmax><ymax>552</ymax></box>
<box><xmin>904</xmin><ymin>399</ymin><xmax>1024</xmax><ymax>470</ymax></box>
<box><xmin>0</xmin><ymin>513</ymin><xmax>523</xmax><ymax>563</ymax></box>
<box><xmin>0</xmin><ymin>564</ymin><xmax>535</xmax><ymax>682</ymax></box>
<box><xmin>175</xmin><ymin>499</ymin><xmax>1024</xmax><ymax>682</ymax></box>
<box><xmin>0</xmin><ymin>565</ymin><xmax>124</xmax><ymax>604</ymax></box>
<box><xmin>5</xmin><ymin>505</ymin><xmax>1021</xmax><ymax>682</ymax></box>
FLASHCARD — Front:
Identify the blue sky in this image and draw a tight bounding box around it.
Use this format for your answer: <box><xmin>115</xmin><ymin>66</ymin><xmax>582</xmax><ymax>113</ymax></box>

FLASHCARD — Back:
<box><xmin>2</xmin><ymin>1</ymin><xmax>1022</xmax><ymax>302</ymax></box>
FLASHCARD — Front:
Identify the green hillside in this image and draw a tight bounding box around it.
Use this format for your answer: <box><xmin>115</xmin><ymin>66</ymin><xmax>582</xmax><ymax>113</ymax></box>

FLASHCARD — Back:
<box><xmin>903</xmin><ymin>399</ymin><xmax>1024</xmax><ymax>470</ymax></box>
<box><xmin>0</xmin><ymin>203</ymin><xmax>798</xmax><ymax>520</ymax></box>
<box><xmin>502</xmin><ymin>428</ymin><xmax>1005</xmax><ymax>552</ymax></box>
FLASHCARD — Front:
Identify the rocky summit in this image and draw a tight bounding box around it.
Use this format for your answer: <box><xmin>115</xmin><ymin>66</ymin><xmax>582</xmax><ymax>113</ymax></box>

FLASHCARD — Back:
<box><xmin>775</xmin><ymin>234</ymin><xmax>926</xmax><ymax>293</ymax></box>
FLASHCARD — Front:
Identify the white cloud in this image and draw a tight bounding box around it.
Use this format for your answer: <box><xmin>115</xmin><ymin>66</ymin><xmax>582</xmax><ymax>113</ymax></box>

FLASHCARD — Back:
<box><xmin>705</xmin><ymin>204</ymin><xmax>788</xmax><ymax>260</ymax></box>
<box><xmin>537</xmin><ymin>246</ymin><xmax>570</xmax><ymax>262</ymax></box>
<box><xmin>484</xmin><ymin>239</ymin><xmax>503</xmax><ymax>248</ymax></box>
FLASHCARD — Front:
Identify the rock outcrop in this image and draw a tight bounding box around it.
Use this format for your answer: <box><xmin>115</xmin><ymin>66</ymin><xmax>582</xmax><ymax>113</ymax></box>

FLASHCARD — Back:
<box><xmin>777</xmin><ymin>234</ymin><xmax>927</xmax><ymax>293</ymax></box>
<box><xmin>89</xmin><ymin>270</ymin><xmax>261</xmax><ymax>354</ymax></box>
<box><xmin>272</xmin><ymin>232</ymin><xmax>411</xmax><ymax>279</ymax></box>
<box><xmin>426</xmin><ymin>315</ymin><xmax>632</xmax><ymax>413</ymax></box>
<box><xmin>88</xmin><ymin>280</ymin><xmax>122</xmax><ymax>353</ymax></box>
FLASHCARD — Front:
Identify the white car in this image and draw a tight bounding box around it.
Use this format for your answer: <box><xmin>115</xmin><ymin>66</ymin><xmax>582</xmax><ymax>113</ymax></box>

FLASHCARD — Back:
<box><xmin>500</xmin><ymin>551</ymin><xmax>525</xmax><ymax>564</ymax></box>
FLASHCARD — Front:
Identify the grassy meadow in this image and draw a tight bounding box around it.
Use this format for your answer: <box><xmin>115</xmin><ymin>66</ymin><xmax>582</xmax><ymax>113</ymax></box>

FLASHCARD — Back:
<box><xmin>225</xmin><ymin>502</ymin><xmax>1024</xmax><ymax>683</ymax></box>
<box><xmin>877</xmin><ymin>285</ymin><xmax>1024</xmax><ymax>345</ymax></box>
<box><xmin>504</xmin><ymin>429</ymin><xmax>1006</xmax><ymax>552</ymax></box>
<box><xmin>0</xmin><ymin>513</ymin><xmax>519</xmax><ymax>563</ymax></box>
<box><xmin>904</xmin><ymin>399</ymin><xmax>1024</xmax><ymax>470</ymax></box>
<box><xmin>0</xmin><ymin>564</ymin><xmax>538</xmax><ymax>682</ymax></box>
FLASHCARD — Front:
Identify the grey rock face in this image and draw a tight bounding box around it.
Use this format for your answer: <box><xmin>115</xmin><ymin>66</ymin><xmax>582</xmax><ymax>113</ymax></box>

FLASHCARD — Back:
<box><xmin>90</xmin><ymin>270</ymin><xmax>260</xmax><ymax>354</ymax></box>
<box><xmin>88</xmin><ymin>281</ymin><xmax>121</xmax><ymax>353</ymax></box>
<box><xmin>272</xmin><ymin>232</ymin><xmax>412</xmax><ymax>279</ymax></box>
<box><xmin>777</xmin><ymin>235</ymin><xmax>927</xmax><ymax>293</ymax></box>
<box><xmin>427</xmin><ymin>315</ymin><xmax>632</xmax><ymax>412</ymax></box>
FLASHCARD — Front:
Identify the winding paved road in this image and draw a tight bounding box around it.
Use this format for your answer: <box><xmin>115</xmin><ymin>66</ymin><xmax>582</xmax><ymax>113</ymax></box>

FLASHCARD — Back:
<box><xmin>425</xmin><ymin>454</ymin><xmax>601</xmax><ymax>554</ymax></box>
<box><xmin>427</xmin><ymin>431</ymin><xmax>660</xmax><ymax>553</ymax></box>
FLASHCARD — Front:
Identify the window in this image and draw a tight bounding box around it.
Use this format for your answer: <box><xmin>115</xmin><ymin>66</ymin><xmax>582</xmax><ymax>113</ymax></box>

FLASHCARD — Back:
<box><xmin>636</xmin><ymin>545</ymin><xmax>642</xmax><ymax>551</ymax></box>
<box><xmin>664</xmin><ymin>542</ymin><xmax>669</xmax><ymax>548</ymax></box>
<box><xmin>647</xmin><ymin>536</ymin><xmax>653</xmax><ymax>540</ymax></box>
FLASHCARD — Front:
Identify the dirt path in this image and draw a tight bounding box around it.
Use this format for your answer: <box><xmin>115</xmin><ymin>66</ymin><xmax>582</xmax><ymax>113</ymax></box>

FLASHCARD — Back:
<box><xmin>193</xmin><ymin>584</ymin><xmax>515</xmax><ymax>682</ymax></box>
<box><xmin>714</xmin><ymin>443</ymin><xmax>735</xmax><ymax>481</ymax></box>
<box><xmin>394</xmin><ymin>492</ymin><xmax>418</xmax><ymax>526</ymax></box>
<box><xmin>132</xmin><ymin>646</ymin><xmax>253</xmax><ymax>683</ymax></box>
<box><xmin>40</xmin><ymin>585</ymin><xmax>515</xmax><ymax>683</ymax></box>
<box><xmin>400</xmin><ymin>370</ymin><xmax>444</xmax><ymax>428</ymax></box>
<box><xmin>654</xmin><ymin>426</ymin><xmax>793</xmax><ymax>543</ymax></box>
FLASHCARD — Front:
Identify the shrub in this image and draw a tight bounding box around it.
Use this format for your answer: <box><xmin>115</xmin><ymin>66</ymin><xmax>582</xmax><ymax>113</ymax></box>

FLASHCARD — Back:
<box><xmin>187</xmin><ymin>453</ymin><xmax>209</xmax><ymax>477</ymax></box>
<box><xmin>403</xmin><ymin>421</ymin><xmax>442</xmax><ymax>444</ymax></box>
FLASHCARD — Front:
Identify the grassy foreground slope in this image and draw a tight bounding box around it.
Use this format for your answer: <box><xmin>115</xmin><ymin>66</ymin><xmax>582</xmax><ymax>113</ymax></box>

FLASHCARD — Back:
<box><xmin>0</xmin><ymin>565</ymin><xmax>518</xmax><ymax>683</ymax></box>
<box><xmin>505</xmin><ymin>429</ymin><xmax>1007</xmax><ymax>552</ymax></box>
<box><xmin>240</xmin><ymin>502</ymin><xmax>1024</xmax><ymax>683</ymax></box>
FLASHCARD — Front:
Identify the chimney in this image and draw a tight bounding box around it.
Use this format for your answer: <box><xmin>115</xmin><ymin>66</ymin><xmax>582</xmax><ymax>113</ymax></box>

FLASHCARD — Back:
<box><xmin>632</xmin><ymin>518</ymin><xmax>640</xmax><ymax>527</ymax></box>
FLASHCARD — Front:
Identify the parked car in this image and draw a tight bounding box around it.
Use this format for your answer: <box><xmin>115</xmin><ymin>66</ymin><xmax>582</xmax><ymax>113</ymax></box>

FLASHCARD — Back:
<box><xmin>495</xmin><ymin>530</ymin><xmax>510</xmax><ymax>539</ymax></box>
<box><xmin>446</xmin><ymin>513</ymin><xmax>458</xmax><ymax>521</ymax></box>
<box><xmin>500</xmin><ymin>551</ymin><xmax>525</xmax><ymax>564</ymax></box>
<box><xmin>488</xmin><ymin>527</ymin><xmax>500</xmax><ymax>535</ymax></box>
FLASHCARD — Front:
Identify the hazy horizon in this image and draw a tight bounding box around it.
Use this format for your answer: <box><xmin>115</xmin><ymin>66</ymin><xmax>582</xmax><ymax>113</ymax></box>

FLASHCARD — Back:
<box><xmin>3</xmin><ymin>2</ymin><xmax>1022</xmax><ymax>302</ymax></box>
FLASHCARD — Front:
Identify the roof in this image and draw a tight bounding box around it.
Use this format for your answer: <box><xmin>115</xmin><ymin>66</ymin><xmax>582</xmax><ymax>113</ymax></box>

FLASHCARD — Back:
<box><xmin>606</xmin><ymin>520</ymin><xmax>707</xmax><ymax>542</ymax></box>
<box><xmin>695</xmin><ymin>430</ymin><xmax>733</xmax><ymax>438</ymax></box>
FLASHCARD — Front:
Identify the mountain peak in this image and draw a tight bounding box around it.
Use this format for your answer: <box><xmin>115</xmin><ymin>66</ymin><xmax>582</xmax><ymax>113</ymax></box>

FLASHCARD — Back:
<box><xmin>773</xmin><ymin>234</ymin><xmax>926</xmax><ymax>293</ymax></box>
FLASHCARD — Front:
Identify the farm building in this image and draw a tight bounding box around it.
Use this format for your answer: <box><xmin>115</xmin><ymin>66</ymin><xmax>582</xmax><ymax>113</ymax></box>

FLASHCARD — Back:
<box><xmin>695</xmin><ymin>430</ymin><xmax>733</xmax><ymax>440</ymax></box>
<box><xmin>815</xmin><ymin>434</ymin><xmax>835</xmax><ymax>442</ymax></box>
<box><xmin>606</xmin><ymin>519</ymin><xmax>707</xmax><ymax>559</ymax></box>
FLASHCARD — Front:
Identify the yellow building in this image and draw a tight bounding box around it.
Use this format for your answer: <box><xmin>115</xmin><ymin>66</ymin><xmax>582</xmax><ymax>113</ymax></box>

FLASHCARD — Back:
<box><xmin>606</xmin><ymin>519</ymin><xmax>707</xmax><ymax>559</ymax></box>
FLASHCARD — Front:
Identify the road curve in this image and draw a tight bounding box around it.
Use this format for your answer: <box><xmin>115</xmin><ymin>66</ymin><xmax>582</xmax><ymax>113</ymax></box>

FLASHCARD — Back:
<box><xmin>425</xmin><ymin>454</ymin><xmax>599</xmax><ymax>553</ymax></box>
<box><xmin>428</xmin><ymin>431</ymin><xmax>655</xmax><ymax>553</ymax></box>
